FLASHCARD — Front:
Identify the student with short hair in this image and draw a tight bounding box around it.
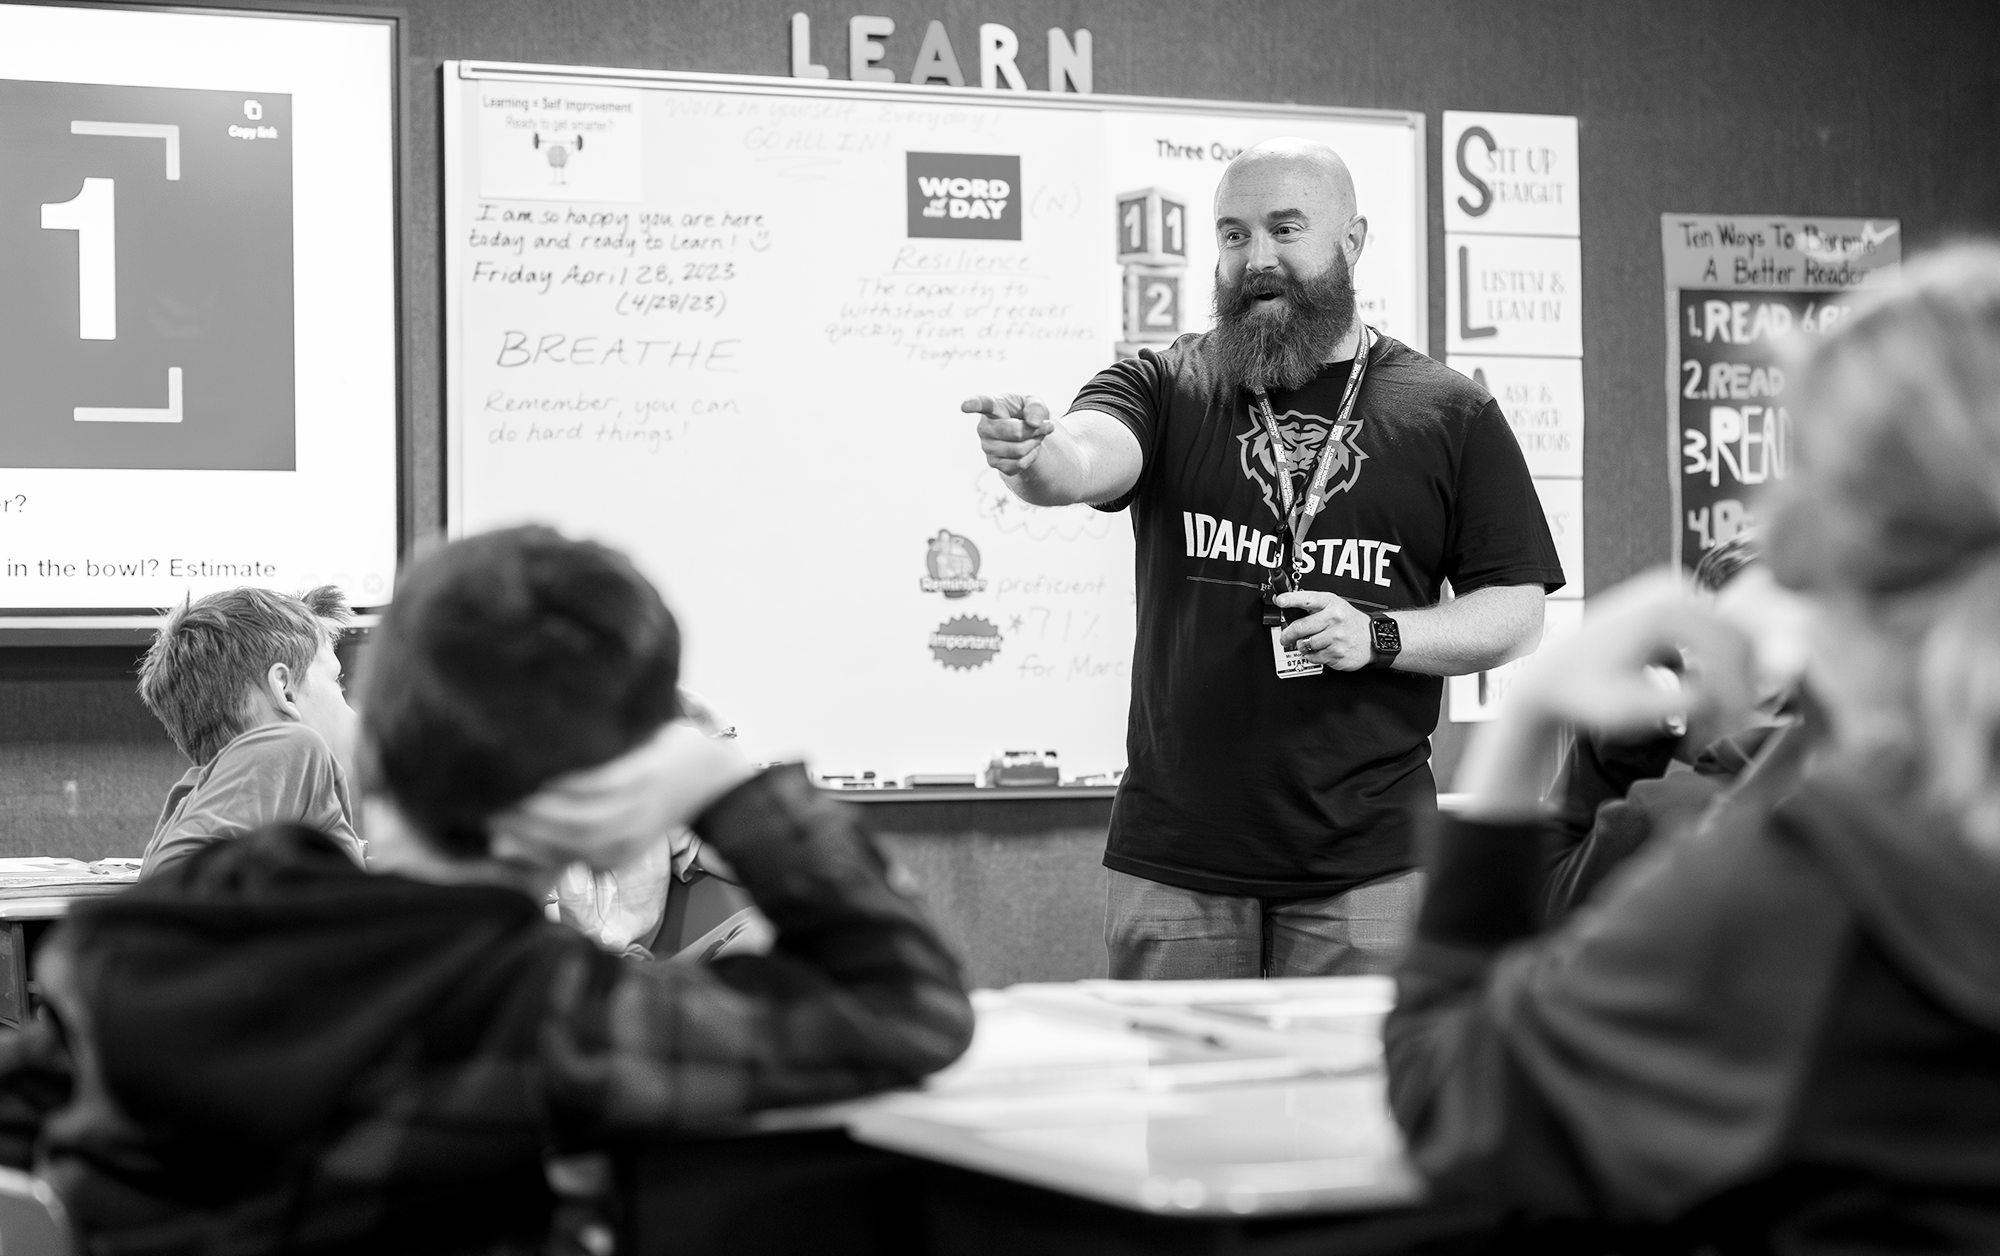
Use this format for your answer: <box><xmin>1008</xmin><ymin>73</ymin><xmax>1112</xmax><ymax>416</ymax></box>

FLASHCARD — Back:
<box><xmin>3</xmin><ymin>526</ymin><xmax>973</xmax><ymax>1253</ymax></box>
<box><xmin>137</xmin><ymin>585</ymin><xmax>362</xmax><ymax>878</ymax></box>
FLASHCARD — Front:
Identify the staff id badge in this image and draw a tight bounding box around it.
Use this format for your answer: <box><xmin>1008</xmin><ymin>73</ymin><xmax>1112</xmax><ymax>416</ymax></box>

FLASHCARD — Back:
<box><xmin>1271</xmin><ymin>627</ymin><xmax>1324</xmax><ymax>678</ymax></box>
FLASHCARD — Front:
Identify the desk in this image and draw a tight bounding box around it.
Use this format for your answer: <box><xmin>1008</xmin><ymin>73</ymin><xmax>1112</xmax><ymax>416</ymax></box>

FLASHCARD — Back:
<box><xmin>850</xmin><ymin>979</ymin><xmax>1420</xmax><ymax>1217</ymax></box>
<box><xmin>627</xmin><ymin>978</ymin><xmax>1511</xmax><ymax>1255</ymax></box>
<box><xmin>0</xmin><ymin>860</ymin><xmax>140</xmax><ymax>1027</ymax></box>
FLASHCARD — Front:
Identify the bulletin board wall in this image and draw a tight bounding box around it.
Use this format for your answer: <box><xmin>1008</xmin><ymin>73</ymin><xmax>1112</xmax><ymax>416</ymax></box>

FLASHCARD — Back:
<box><xmin>7</xmin><ymin>0</ymin><xmax>2000</xmax><ymax>850</ymax></box>
<box><xmin>372</xmin><ymin>0</ymin><xmax>1999</xmax><ymax>592</ymax></box>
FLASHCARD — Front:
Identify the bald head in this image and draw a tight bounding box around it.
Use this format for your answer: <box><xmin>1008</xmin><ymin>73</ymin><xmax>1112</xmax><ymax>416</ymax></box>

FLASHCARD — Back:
<box><xmin>1215</xmin><ymin>138</ymin><xmax>1358</xmax><ymax>224</ymax></box>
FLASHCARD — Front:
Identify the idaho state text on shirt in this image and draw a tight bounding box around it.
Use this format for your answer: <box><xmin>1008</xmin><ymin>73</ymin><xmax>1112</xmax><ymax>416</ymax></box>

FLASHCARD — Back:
<box><xmin>1180</xmin><ymin>511</ymin><xmax>1403</xmax><ymax>590</ymax></box>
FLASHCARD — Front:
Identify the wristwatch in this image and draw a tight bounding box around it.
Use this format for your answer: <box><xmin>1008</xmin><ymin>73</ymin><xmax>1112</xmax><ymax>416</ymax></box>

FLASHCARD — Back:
<box><xmin>1367</xmin><ymin>613</ymin><xmax>1402</xmax><ymax>668</ymax></box>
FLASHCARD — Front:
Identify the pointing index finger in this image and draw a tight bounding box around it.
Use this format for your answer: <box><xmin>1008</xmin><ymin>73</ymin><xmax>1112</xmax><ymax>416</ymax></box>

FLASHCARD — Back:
<box><xmin>962</xmin><ymin>393</ymin><xmax>1027</xmax><ymax>418</ymax></box>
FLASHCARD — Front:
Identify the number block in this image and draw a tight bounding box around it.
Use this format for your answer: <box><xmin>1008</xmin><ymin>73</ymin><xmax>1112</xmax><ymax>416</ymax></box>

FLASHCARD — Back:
<box><xmin>1115</xmin><ymin>186</ymin><xmax>1188</xmax><ymax>265</ymax></box>
<box><xmin>1121</xmin><ymin>266</ymin><xmax>1182</xmax><ymax>343</ymax></box>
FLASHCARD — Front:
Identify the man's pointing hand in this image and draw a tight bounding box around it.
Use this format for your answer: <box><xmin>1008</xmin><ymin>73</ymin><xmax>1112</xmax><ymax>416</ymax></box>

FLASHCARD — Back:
<box><xmin>962</xmin><ymin>394</ymin><xmax>1055</xmax><ymax>475</ymax></box>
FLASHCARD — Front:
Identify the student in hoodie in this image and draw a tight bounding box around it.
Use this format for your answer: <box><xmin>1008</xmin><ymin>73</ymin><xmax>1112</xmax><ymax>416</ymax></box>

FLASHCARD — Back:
<box><xmin>1538</xmin><ymin>527</ymin><xmax>1818</xmax><ymax>921</ymax></box>
<box><xmin>0</xmin><ymin>526</ymin><xmax>974</xmax><ymax>1254</ymax></box>
<box><xmin>137</xmin><ymin>585</ymin><xmax>364</xmax><ymax>879</ymax></box>
<box><xmin>1387</xmin><ymin>244</ymin><xmax>2000</xmax><ymax>1251</ymax></box>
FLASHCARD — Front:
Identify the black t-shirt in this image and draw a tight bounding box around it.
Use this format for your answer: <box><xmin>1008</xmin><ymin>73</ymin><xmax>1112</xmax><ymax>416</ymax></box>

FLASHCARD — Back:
<box><xmin>1073</xmin><ymin>331</ymin><xmax>1565</xmax><ymax>897</ymax></box>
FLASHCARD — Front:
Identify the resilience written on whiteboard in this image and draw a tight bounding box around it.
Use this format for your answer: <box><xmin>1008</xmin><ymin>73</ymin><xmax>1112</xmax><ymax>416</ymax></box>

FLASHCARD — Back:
<box><xmin>445</xmin><ymin>64</ymin><xmax>1423</xmax><ymax>781</ymax></box>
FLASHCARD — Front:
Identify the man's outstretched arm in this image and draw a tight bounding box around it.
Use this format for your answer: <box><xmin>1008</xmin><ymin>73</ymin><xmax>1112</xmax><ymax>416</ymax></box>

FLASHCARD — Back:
<box><xmin>962</xmin><ymin>394</ymin><xmax>1143</xmax><ymax>508</ymax></box>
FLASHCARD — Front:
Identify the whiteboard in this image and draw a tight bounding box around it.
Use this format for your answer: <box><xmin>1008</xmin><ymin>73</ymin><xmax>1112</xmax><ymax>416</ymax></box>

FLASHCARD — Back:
<box><xmin>0</xmin><ymin>5</ymin><xmax>399</xmax><ymax>618</ymax></box>
<box><xmin>444</xmin><ymin>61</ymin><xmax>1424</xmax><ymax>781</ymax></box>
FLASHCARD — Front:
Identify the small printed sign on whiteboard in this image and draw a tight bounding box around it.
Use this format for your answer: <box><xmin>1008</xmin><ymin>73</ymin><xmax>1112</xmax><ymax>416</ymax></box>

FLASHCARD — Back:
<box><xmin>478</xmin><ymin>85</ymin><xmax>643</xmax><ymax>202</ymax></box>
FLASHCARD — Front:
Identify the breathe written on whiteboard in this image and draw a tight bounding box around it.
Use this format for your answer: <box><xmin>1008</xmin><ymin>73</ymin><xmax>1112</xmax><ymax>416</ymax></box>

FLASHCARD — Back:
<box><xmin>443</xmin><ymin>61</ymin><xmax>1423</xmax><ymax>782</ymax></box>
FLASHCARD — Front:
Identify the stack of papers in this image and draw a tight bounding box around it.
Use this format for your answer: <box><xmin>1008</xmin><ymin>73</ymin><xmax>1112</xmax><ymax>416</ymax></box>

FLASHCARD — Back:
<box><xmin>0</xmin><ymin>857</ymin><xmax>142</xmax><ymax>890</ymax></box>
<box><xmin>998</xmin><ymin>976</ymin><xmax>1390</xmax><ymax>1078</ymax></box>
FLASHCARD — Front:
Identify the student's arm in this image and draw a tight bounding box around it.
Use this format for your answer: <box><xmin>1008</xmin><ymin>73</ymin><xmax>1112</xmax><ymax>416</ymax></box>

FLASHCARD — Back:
<box><xmin>543</xmin><ymin>764</ymin><xmax>974</xmax><ymax>1129</ymax></box>
<box><xmin>1539</xmin><ymin>729</ymin><xmax>1681</xmax><ymax>920</ymax></box>
<box><xmin>1384</xmin><ymin>809</ymin><xmax>1604</xmax><ymax>1213</ymax></box>
<box><xmin>1388</xmin><ymin>794</ymin><xmax>1851</xmax><ymax>1219</ymax></box>
<box><xmin>1549</xmin><ymin>731</ymin><xmax>1681</xmax><ymax>849</ymax></box>
<box><xmin>1384</xmin><ymin>574</ymin><xmax>1840</xmax><ymax>1218</ymax></box>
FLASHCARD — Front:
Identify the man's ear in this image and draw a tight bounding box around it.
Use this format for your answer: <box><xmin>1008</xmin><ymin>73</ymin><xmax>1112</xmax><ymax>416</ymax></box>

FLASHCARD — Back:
<box><xmin>1344</xmin><ymin>215</ymin><xmax>1369</xmax><ymax>264</ymax></box>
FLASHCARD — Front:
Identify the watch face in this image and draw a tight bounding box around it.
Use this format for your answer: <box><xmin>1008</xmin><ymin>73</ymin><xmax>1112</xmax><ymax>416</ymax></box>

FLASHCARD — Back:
<box><xmin>1371</xmin><ymin>616</ymin><xmax>1401</xmax><ymax>653</ymax></box>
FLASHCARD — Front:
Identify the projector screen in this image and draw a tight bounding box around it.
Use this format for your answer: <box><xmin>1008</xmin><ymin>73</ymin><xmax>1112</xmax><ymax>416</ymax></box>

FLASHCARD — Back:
<box><xmin>0</xmin><ymin>4</ymin><xmax>399</xmax><ymax>620</ymax></box>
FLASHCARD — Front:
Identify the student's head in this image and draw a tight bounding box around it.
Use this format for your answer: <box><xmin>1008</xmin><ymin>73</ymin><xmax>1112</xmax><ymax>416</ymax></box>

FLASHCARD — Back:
<box><xmin>357</xmin><ymin>526</ymin><xmax>681</xmax><ymax>860</ymax></box>
<box><xmin>1767</xmin><ymin>242</ymin><xmax>2000</xmax><ymax>843</ymax></box>
<box><xmin>138</xmin><ymin>586</ymin><xmax>353</xmax><ymax>766</ymax></box>
<box><xmin>1209</xmin><ymin>138</ymin><xmax>1367</xmax><ymax>393</ymax></box>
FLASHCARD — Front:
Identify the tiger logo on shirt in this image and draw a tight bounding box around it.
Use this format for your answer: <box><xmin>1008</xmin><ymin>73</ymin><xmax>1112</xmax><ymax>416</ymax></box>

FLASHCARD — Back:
<box><xmin>1237</xmin><ymin>409</ymin><xmax>1368</xmax><ymax>516</ymax></box>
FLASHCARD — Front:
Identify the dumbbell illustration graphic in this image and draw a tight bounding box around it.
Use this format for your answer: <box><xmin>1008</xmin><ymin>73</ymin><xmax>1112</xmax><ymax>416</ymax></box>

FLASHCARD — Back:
<box><xmin>533</xmin><ymin>132</ymin><xmax>582</xmax><ymax>185</ymax></box>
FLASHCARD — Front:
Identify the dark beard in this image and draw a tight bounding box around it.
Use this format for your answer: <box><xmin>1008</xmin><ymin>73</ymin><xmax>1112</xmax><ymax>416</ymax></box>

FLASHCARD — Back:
<box><xmin>1207</xmin><ymin>253</ymin><xmax>1358</xmax><ymax>395</ymax></box>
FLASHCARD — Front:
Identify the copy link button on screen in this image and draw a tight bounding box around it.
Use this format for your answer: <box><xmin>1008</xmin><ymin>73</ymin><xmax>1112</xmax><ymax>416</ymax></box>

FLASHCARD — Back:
<box><xmin>0</xmin><ymin>80</ymin><xmax>295</xmax><ymax>470</ymax></box>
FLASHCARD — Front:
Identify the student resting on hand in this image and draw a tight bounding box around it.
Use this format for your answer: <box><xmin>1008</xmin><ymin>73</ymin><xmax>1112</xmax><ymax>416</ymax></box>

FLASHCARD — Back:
<box><xmin>0</xmin><ymin>526</ymin><xmax>974</xmax><ymax>1253</ymax></box>
<box><xmin>1388</xmin><ymin>244</ymin><xmax>2000</xmax><ymax>1251</ymax></box>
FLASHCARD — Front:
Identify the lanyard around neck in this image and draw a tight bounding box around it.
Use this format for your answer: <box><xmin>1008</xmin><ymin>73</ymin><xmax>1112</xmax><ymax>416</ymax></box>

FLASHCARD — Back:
<box><xmin>1251</xmin><ymin>324</ymin><xmax>1374</xmax><ymax>587</ymax></box>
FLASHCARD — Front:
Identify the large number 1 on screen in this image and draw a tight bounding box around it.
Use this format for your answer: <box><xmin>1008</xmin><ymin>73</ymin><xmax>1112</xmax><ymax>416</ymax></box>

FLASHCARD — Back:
<box><xmin>41</xmin><ymin>178</ymin><xmax>117</xmax><ymax>340</ymax></box>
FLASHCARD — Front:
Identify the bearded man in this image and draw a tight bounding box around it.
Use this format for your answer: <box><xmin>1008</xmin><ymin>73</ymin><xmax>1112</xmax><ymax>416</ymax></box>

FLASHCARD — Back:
<box><xmin>962</xmin><ymin>139</ymin><xmax>1565</xmax><ymax>979</ymax></box>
